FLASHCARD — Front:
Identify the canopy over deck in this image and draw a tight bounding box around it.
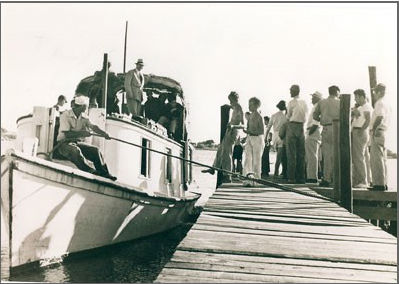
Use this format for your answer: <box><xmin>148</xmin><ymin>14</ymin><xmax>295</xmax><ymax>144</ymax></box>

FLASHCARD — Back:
<box><xmin>76</xmin><ymin>72</ymin><xmax>184</xmax><ymax>104</ymax></box>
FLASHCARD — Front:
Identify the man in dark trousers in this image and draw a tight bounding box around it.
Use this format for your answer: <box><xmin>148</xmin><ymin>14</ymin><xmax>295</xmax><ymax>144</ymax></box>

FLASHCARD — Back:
<box><xmin>286</xmin><ymin>84</ymin><xmax>308</xmax><ymax>184</ymax></box>
<box><xmin>261</xmin><ymin>116</ymin><xmax>272</xmax><ymax>178</ymax></box>
<box><xmin>56</xmin><ymin>95</ymin><xmax>117</xmax><ymax>180</ymax></box>
<box><xmin>232</xmin><ymin>139</ymin><xmax>244</xmax><ymax>174</ymax></box>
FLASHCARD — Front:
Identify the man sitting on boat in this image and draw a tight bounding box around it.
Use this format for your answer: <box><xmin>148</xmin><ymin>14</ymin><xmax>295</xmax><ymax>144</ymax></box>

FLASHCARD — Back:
<box><xmin>55</xmin><ymin>95</ymin><xmax>117</xmax><ymax>181</ymax></box>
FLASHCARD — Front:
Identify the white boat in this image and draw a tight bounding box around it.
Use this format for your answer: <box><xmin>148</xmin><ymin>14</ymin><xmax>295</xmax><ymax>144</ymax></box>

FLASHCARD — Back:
<box><xmin>1</xmin><ymin>67</ymin><xmax>200</xmax><ymax>275</ymax></box>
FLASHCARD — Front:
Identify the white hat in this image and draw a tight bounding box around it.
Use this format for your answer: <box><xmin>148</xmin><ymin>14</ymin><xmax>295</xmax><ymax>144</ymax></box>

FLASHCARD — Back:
<box><xmin>310</xmin><ymin>91</ymin><xmax>323</xmax><ymax>99</ymax></box>
<box><xmin>74</xmin><ymin>95</ymin><xmax>89</xmax><ymax>106</ymax></box>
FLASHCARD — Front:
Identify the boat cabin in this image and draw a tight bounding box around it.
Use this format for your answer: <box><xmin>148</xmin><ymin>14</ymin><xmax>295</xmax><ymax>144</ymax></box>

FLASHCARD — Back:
<box><xmin>15</xmin><ymin>73</ymin><xmax>193</xmax><ymax>199</ymax></box>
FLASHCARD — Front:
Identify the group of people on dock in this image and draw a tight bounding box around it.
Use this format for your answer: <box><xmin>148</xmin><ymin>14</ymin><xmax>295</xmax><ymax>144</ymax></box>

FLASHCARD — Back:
<box><xmin>203</xmin><ymin>83</ymin><xmax>391</xmax><ymax>191</ymax></box>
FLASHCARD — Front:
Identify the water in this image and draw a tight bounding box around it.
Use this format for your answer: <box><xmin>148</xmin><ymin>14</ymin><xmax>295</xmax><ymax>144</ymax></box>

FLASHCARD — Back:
<box><xmin>6</xmin><ymin>149</ymin><xmax>397</xmax><ymax>282</ymax></box>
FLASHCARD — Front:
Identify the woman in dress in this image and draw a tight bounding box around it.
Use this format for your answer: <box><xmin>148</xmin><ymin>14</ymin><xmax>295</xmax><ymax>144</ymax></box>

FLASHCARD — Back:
<box><xmin>202</xmin><ymin>91</ymin><xmax>244</xmax><ymax>182</ymax></box>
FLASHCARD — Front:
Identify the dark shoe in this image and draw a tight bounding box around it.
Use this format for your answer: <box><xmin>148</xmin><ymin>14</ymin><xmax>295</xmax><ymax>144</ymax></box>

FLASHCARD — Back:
<box><xmin>287</xmin><ymin>180</ymin><xmax>296</xmax><ymax>184</ymax></box>
<box><xmin>202</xmin><ymin>168</ymin><xmax>215</xmax><ymax>175</ymax></box>
<box><xmin>319</xmin><ymin>180</ymin><xmax>330</xmax><ymax>187</ymax></box>
<box><xmin>306</xmin><ymin>179</ymin><xmax>318</xmax><ymax>183</ymax></box>
<box><xmin>296</xmin><ymin>180</ymin><xmax>306</xmax><ymax>184</ymax></box>
<box><xmin>105</xmin><ymin>174</ymin><xmax>117</xmax><ymax>181</ymax></box>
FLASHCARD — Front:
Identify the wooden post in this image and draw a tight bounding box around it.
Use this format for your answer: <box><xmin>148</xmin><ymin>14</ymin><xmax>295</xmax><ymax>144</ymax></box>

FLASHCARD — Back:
<box><xmin>217</xmin><ymin>104</ymin><xmax>231</xmax><ymax>188</ymax></box>
<box><xmin>339</xmin><ymin>94</ymin><xmax>353</xmax><ymax>212</ymax></box>
<box><xmin>332</xmin><ymin>119</ymin><xmax>340</xmax><ymax>202</ymax></box>
<box><xmin>368</xmin><ymin>66</ymin><xmax>377</xmax><ymax>108</ymax></box>
<box><xmin>101</xmin><ymin>53</ymin><xmax>109</xmax><ymax>110</ymax></box>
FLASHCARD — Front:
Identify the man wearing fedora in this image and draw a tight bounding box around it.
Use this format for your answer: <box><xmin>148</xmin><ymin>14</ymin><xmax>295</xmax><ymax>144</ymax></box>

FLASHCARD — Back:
<box><xmin>124</xmin><ymin>59</ymin><xmax>145</xmax><ymax>117</ymax></box>
<box><xmin>305</xmin><ymin>91</ymin><xmax>322</xmax><ymax>183</ymax></box>
<box><xmin>265</xmin><ymin>100</ymin><xmax>288</xmax><ymax>178</ymax></box>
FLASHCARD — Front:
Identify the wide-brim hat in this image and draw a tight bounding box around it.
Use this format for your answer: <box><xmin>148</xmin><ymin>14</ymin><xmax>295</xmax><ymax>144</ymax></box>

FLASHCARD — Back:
<box><xmin>135</xmin><ymin>59</ymin><xmax>144</xmax><ymax>66</ymax></box>
<box><xmin>276</xmin><ymin>100</ymin><xmax>286</xmax><ymax>110</ymax></box>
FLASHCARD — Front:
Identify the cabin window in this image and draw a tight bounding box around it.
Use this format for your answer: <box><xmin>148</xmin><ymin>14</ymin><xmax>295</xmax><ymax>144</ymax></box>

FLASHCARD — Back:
<box><xmin>140</xmin><ymin>138</ymin><xmax>151</xmax><ymax>177</ymax></box>
<box><xmin>166</xmin><ymin>148</ymin><xmax>172</xmax><ymax>183</ymax></box>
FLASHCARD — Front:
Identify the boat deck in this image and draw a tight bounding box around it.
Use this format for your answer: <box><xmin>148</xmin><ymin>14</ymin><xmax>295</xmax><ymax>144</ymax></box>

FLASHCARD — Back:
<box><xmin>156</xmin><ymin>183</ymin><xmax>397</xmax><ymax>283</ymax></box>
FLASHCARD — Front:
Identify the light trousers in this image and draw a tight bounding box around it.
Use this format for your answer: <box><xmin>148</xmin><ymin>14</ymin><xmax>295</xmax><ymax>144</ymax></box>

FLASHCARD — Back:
<box><xmin>213</xmin><ymin>128</ymin><xmax>238</xmax><ymax>172</ymax></box>
<box><xmin>370</xmin><ymin>130</ymin><xmax>387</xmax><ymax>187</ymax></box>
<box><xmin>305</xmin><ymin>128</ymin><xmax>321</xmax><ymax>180</ymax></box>
<box><xmin>365</xmin><ymin>145</ymin><xmax>372</xmax><ymax>185</ymax></box>
<box><xmin>321</xmin><ymin>125</ymin><xmax>333</xmax><ymax>183</ymax></box>
<box><xmin>351</xmin><ymin>128</ymin><xmax>369</xmax><ymax>186</ymax></box>
<box><xmin>127</xmin><ymin>98</ymin><xmax>141</xmax><ymax>117</ymax></box>
<box><xmin>243</xmin><ymin>135</ymin><xmax>265</xmax><ymax>180</ymax></box>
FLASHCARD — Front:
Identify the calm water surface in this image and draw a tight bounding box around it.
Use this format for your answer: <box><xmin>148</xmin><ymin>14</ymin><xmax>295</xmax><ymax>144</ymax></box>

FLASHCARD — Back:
<box><xmin>8</xmin><ymin>150</ymin><xmax>397</xmax><ymax>282</ymax></box>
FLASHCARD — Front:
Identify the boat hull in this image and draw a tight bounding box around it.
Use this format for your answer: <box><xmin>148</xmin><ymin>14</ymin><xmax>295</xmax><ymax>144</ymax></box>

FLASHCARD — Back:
<box><xmin>1</xmin><ymin>152</ymin><xmax>199</xmax><ymax>269</ymax></box>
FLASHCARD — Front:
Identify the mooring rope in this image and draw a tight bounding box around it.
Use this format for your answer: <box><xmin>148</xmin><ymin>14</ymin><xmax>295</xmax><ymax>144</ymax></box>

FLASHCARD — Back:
<box><xmin>87</xmin><ymin>133</ymin><xmax>334</xmax><ymax>203</ymax></box>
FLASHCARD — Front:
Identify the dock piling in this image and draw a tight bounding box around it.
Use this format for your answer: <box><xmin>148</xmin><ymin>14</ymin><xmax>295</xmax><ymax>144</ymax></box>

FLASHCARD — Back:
<box><xmin>339</xmin><ymin>94</ymin><xmax>353</xmax><ymax>212</ymax></box>
<box><xmin>332</xmin><ymin>119</ymin><xmax>340</xmax><ymax>202</ymax></box>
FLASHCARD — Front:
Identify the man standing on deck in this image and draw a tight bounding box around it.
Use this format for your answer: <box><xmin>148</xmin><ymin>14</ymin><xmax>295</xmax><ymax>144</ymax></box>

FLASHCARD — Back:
<box><xmin>369</xmin><ymin>83</ymin><xmax>391</xmax><ymax>191</ymax></box>
<box><xmin>286</xmin><ymin>85</ymin><xmax>308</xmax><ymax>184</ymax></box>
<box><xmin>351</xmin><ymin>89</ymin><xmax>372</xmax><ymax>188</ymax></box>
<box><xmin>313</xmin><ymin>85</ymin><xmax>341</xmax><ymax>187</ymax></box>
<box><xmin>124</xmin><ymin>59</ymin><xmax>145</xmax><ymax>117</ymax></box>
<box><xmin>56</xmin><ymin>95</ymin><xmax>117</xmax><ymax>181</ymax></box>
<box><xmin>305</xmin><ymin>91</ymin><xmax>322</xmax><ymax>183</ymax></box>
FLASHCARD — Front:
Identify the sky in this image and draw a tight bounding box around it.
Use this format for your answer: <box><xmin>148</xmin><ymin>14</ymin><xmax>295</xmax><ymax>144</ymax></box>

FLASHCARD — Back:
<box><xmin>1</xmin><ymin>3</ymin><xmax>397</xmax><ymax>149</ymax></box>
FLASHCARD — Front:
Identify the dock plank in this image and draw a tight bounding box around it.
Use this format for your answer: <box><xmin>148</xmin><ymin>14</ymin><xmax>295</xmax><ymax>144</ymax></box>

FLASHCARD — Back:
<box><xmin>156</xmin><ymin>184</ymin><xmax>397</xmax><ymax>283</ymax></box>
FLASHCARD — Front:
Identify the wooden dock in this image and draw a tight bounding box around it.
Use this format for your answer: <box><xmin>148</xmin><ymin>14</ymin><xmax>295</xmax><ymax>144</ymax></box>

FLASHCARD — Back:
<box><xmin>156</xmin><ymin>183</ymin><xmax>397</xmax><ymax>283</ymax></box>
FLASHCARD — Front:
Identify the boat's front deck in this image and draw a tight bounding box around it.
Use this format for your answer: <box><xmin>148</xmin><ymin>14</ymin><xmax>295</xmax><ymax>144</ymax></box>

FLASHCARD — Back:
<box><xmin>155</xmin><ymin>183</ymin><xmax>397</xmax><ymax>283</ymax></box>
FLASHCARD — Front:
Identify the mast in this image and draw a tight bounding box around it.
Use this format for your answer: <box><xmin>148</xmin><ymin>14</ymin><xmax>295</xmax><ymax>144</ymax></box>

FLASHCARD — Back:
<box><xmin>123</xmin><ymin>21</ymin><xmax>128</xmax><ymax>74</ymax></box>
<box><xmin>122</xmin><ymin>21</ymin><xmax>129</xmax><ymax>114</ymax></box>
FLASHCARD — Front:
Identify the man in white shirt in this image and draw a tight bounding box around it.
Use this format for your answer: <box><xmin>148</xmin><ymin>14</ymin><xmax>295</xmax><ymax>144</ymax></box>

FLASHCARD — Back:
<box><xmin>369</xmin><ymin>83</ymin><xmax>390</xmax><ymax>191</ymax></box>
<box><xmin>305</xmin><ymin>91</ymin><xmax>322</xmax><ymax>183</ymax></box>
<box><xmin>352</xmin><ymin>89</ymin><xmax>372</xmax><ymax>188</ymax></box>
<box><xmin>286</xmin><ymin>84</ymin><xmax>308</xmax><ymax>184</ymax></box>
<box><xmin>351</xmin><ymin>89</ymin><xmax>372</xmax><ymax>188</ymax></box>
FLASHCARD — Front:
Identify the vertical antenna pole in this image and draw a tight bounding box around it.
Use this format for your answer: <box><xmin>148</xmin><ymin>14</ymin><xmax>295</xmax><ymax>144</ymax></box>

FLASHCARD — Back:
<box><xmin>123</xmin><ymin>21</ymin><xmax>128</xmax><ymax>74</ymax></box>
<box><xmin>122</xmin><ymin>21</ymin><xmax>129</xmax><ymax>114</ymax></box>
